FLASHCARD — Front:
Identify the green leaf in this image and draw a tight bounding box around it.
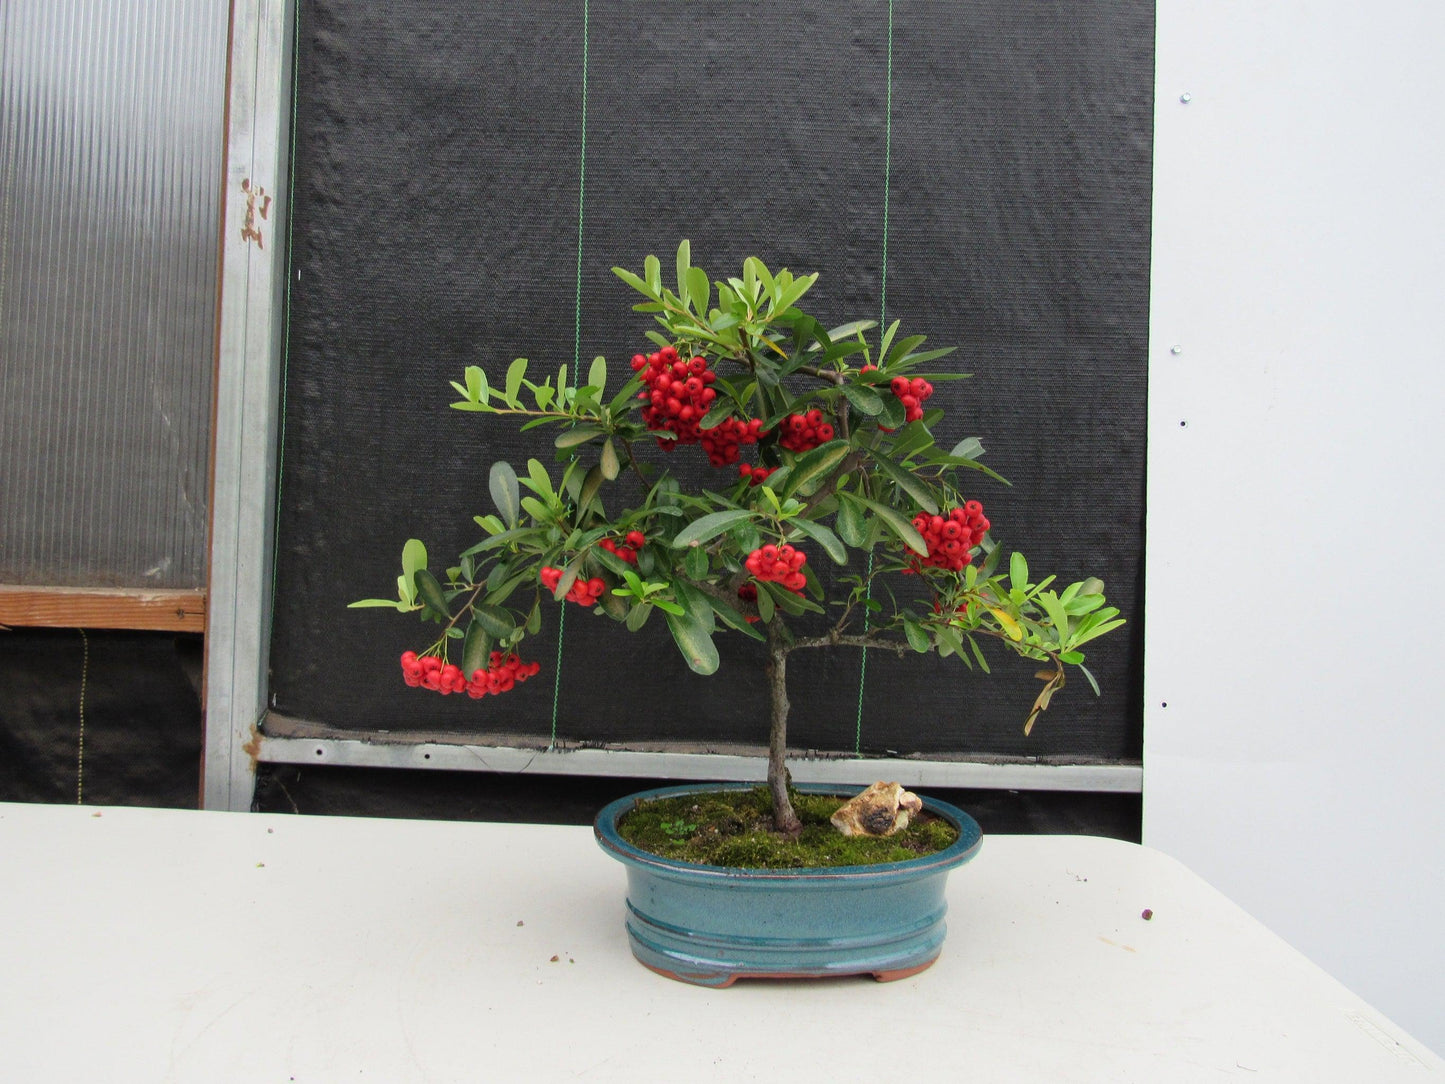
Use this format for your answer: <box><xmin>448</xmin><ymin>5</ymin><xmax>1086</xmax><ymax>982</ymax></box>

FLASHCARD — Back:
<box><xmin>588</xmin><ymin>356</ymin><xmax>607</xmax><ymax>394</ymax></box>
<box><xmin>700</xmin><ymin>400</ymin><xmax>735</xmax><ymax>429</ymax></box>
<box><xmin>885</xmin><ymin>334</ymin><xmax>926</xmax><ymax>367</ymax></box>
<box><xmin>709</xmin><ymin>596</ymin><xmax>766</xmax><ymax>641</ymax></box>
<box><xmin>555</xmin><ymin>426</ymin><xmax>604</xmax><ymax>448</ymax></box>
<box><xmin>935</xmin><ymin>624</ymin><xmax>965</xmax><ymax>659</ymax></box>
<box><xmin>597</xmin><ymin>588</ymin><xmax>628</xmax><ymax>621</ymax></box>
<box><xmin>834</xmin><ymin>493</ymin><xmax>867</xmax><ymax>547</ymax></box>
<box><xmin>754</xmin><ymin>583</ymin><xmax>775</xmax><ymax>623</ymax></box>
<box><xmin>876</xmin><ymin>319</ymin><xmax>900</xmax><ymax>366</ymax></box>
<box><xmin>841</xmin><ymin>383</ymin><xmax>884</xmax><ymax>416</ymax></box>
<box><xmin>578</xmin><ymin>463</ymin><xmax>604</xmax><ymax>514</ymax></box>
<box><xmin>471</xmin><ymin>603</ymin><xmax>515</xmax><ymax>639</ymax></box>
<box><xmin>787</xmin><ymin>518</ymin><xmax>847</xmax><ymax>564</ymax></box>
<box><xmin>853</xmin><ymin>496</ymin><xmax>928</xmax><ymax>556</ymax></box>
<box><xmin>903</xmin><ymin>617</ymin><xmax>930</xmax><ymax>653</ymax></box>
<box><xmin>347</xmin><ymin>598</ymin><xmax>405</xmax><ymax>609</ymax></box>
<box><xmin>675</xmin><ymin>241</ymin><xmax>690</xmax><ymax>301</ymax></box>
<box><xmin>1037</xmin><ymin>591</ymin><xmax>1071</xmax><ymax>642</ymax></box>
<box><xmin>644</xmin><ymin>254</ymin><xmax>661</xmax><ymax>293</ymax></box>
<box><xmin>773</xmin><ymin>271</ymin><xmax>817</xmax><ymax>314</ymax></box>
<box><xmin>526</xmin><ymin>599</ymin><xmax>542</xmax><ymax>633</ymax></box>
<box><xmin>684</xmin><ymin>545</ymin><xmax>709</xmax><ymax>579</ymax></box>
<box><xmin>525</xmin><ymin>459</ymin><xmax>555</xmax><ymax>500</ymax></box>
<box><xmin>762</xmin><ymin>580</ymin><xmax>822</xmax><ymax>615</ymax></box>
<box><xmin>625</xmin><ymin>602</ymin><xmax>653</xmax><ymax>631</ymax></box>
<box><xmin>967</xmin><ymin>634</ymin><xmax>991</xmax><ymax>673</ymax></box>
<box><xmin>462</xmin><ymin>619</ymin><xmax>491</xmax><ymax>678</ymax></box>
<box><xmin>600</xmin><ymin>438</ymin><xmax>620</xmax><ymax>480</ymax></box>
<box><xmin>490</xmin><ymin>461</ymin><xmax>520</xmax><ymax>527</ymax></box>
<box><xmin>591</xmin><ymin>545</ymin><xmax>635</xmax><ymax>577</ymax></box>
<box><xmin>504</xmin><ymin>358</ymin><xmax>527</xmax><ymax>404</ymax></box>
<box><xmin>671</xmin><ymin>509</ymin><xmax>755</xmax><ymax>549</ymax></box>
<box><xmin>1010</xmin><ymin>551</ymin><xmax>1029</xmax><ymax>593</ymax></box>
<box><xmin>778</xmin><ymin>440</ymin><xmax>851</xmax><ymax>499</ymax></box>
<box><xmin>876</xmin><ymin>393</ymin><xmax>907</xmax><ymax>430</ymax></box>
<box><xmin>401</xmin><ymin>539</ymin><xmax>428</xmax><ymax>584</ymax></box>
<box><xmin>673</xmin><ymin>581</ymin><xmax>716</xmax><ymax>630</ymax></box>
<box><xmin>1069</xmin><ymin>618</ymin><xmax>1127</xmax><ymax>649</ymax></box>
<box><xmin>1077</xmin><ymin>662</ymin><xmax>1101</xmax><ymax>696</ymax></box>
<box><xmin>950</xmin><ymin>437</ymin><xmax>985</xmax><ymax>460</ymax></box>
<box><xmin>686</xmin><ymin>265</ymin><xmax>709</xmax><ymax>315</ymax></box>
<box><xmin>816</xmin><ymin>319</ymin><xmax>876</xmax><ymax>346</ymax></box>
<box><xmin>413</xmin><ymin>569</ymin><xmax>450</xmax><ymax>618</ymax></box>
<box><xmin>866</xmin><ymin>449</ymin><xmax>940</xmax><ymax>514</ymax></box>
<box><xmin>665</xmin><ymin>608</ymin><xmax>719</xmax><ymax>675</ymax></box>
<box><xmin>893</xmin><ymin>346</ymin><xmax>957</xmax><ymax>367</ymax></box>
<box><xmin>614</xmin><ymin>266</ymin><xmax>659</xmax><ymax>300</ymax></box>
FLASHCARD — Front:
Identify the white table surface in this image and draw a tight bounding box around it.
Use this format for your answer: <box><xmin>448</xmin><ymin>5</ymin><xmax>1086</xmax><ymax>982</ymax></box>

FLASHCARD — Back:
<box><xmin>0</xmin><ymin>801</ymin><xmax>1438</xmax><ymax>1083</ymax></box>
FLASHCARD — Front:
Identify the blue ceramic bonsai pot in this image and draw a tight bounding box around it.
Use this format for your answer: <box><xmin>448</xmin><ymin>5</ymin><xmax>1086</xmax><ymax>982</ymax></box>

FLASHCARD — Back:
<box><xmin>594</xmin><ymin>782</ymin><xmax>983</xmax><ymax>987</ymax></box>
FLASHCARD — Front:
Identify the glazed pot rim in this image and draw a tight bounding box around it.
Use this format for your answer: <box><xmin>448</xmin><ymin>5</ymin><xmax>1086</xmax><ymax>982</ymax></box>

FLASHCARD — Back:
<box><xmin>594</xmin><ymin>781</ymin><xmax>983</xmax><ymax>881</ymax></box>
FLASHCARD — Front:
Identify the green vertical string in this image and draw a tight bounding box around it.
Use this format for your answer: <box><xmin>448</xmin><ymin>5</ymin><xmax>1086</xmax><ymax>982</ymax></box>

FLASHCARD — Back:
<box><xmin>551</xmin><ymin>0</ymin><xmax>591</xmax><ymax>748</ymax></box>
<box><xmin>856</xmin><ymin>0</ymin><xmax>895</xmax><ymax>755</ymax></box>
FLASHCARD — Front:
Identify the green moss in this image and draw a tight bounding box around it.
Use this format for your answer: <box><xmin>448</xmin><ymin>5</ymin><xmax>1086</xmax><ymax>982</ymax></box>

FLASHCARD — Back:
<box><xmin>616</xmin><ymin>787</ymin><xmax>961</xmax><ymax>869</ymax></box>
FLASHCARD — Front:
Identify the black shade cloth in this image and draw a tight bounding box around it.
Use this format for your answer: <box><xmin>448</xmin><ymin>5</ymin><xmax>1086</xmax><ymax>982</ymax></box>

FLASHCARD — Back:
<box><xmin>271</xmin><ymin>1</ymin><xmax>1152</xmax><ymax>761</ymax></box>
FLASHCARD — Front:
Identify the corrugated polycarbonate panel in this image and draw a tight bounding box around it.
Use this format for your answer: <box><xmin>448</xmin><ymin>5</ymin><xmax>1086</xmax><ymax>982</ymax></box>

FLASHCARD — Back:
<box><xmin>0</xmin><ymin>0</ymin><xmax>227</xmax><ymax>588</ymax></box>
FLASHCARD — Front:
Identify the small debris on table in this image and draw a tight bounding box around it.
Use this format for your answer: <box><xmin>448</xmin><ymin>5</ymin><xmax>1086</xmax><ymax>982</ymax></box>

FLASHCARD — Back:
<box><xmin>1141</xmin><ymin>908</ymin><xmax>1154</xmax><ymax>921</ymax></box>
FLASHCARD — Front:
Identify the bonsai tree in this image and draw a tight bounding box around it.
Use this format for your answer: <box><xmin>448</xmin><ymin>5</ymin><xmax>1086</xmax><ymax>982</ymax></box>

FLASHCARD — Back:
<box><xmin>354</xmin><ymin>243</ymin><xmax>1123</xmax><ymax>835</ymax></box>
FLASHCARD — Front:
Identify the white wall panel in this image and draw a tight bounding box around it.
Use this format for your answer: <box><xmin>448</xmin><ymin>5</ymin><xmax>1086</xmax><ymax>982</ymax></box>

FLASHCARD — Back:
<box><xmin>1147</xmin><ymin>0</ymin><xmax>1445</xmax><ymax>1054</ymax></box>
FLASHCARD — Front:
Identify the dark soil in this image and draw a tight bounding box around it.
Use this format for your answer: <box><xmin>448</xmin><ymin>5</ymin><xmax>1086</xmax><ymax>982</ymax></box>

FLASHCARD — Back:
<box><xmin>616</xmin><ymin>787</ymin><xmax>960</xmax><ymax>869</ymax></box>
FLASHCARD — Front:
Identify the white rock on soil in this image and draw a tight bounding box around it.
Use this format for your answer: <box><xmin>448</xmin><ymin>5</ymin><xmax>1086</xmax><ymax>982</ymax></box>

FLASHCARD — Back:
<box><xmin>830</xmin><ymin>782</ymin><xmax>924</xmax><ymax>837</ymax></box>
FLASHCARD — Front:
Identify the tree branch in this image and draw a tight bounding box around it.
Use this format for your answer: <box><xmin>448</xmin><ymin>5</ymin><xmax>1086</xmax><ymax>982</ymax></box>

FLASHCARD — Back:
<box><xmin>787</xmin><ymin>630</ymin><xmax>910</xmax><ymax>655</ymax></box>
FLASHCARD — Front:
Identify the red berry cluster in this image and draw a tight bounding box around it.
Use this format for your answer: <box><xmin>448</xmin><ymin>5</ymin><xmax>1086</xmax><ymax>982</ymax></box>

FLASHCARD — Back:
<box><xmin>778</xmin><ymin>409</ymin><xmax>835</xmax><ymax>453</ymax></box>
<box><xmin>632</xmin><ymin>346</ymin><xmax>766</xmax><ymax>466</ymax></box>
<box><xmin>744</xmin><ymin>543</ymin><xmax>808</xmax><ymax>593</ymax></box>
<box><xmin>906</xmin><ymin>502</ymin><xmax>990</xmax><ymax>572</ymax></box>
<box><xmin>540</xmin><ymin>566</ymin><xmax>607</xmax><ymax>606</ymax></box>
<box><xmin>399</xmin><ymin>651</ymin><xmax>540</xmax><ymax>698</ymax></box>
<box><xmin>889</xmin><ymin>375</ymin><xmax>934</xmax><ymax>423</ymax></box>
<box><xmin>700</xmin><ymin>416</ymin><xmax>766</xmax><ymax>466</ymax></box>
<box><xmin>599</xmin><ymin>530</ymin><xmax>646</xmax><ymax>564</ymax></box>
<box><xmin>738</xmin><ymin>463</ymin><xmax>777</xmax><ymax>487</ymax></box>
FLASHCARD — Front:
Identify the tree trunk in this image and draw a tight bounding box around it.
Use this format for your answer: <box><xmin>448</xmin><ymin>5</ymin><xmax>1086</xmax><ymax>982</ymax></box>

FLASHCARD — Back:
<box><xmin>764</xmin><ymin>619</ymin><xmax>802</xmax><ymax>835</ymax></box>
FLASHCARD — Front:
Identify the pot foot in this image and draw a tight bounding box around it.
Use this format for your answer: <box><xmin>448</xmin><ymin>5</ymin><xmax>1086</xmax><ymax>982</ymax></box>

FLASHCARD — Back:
<box><xmin>871</xmin><ymin>956</ymin><xmax>939</xmax><ymax>983</ymax></box>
